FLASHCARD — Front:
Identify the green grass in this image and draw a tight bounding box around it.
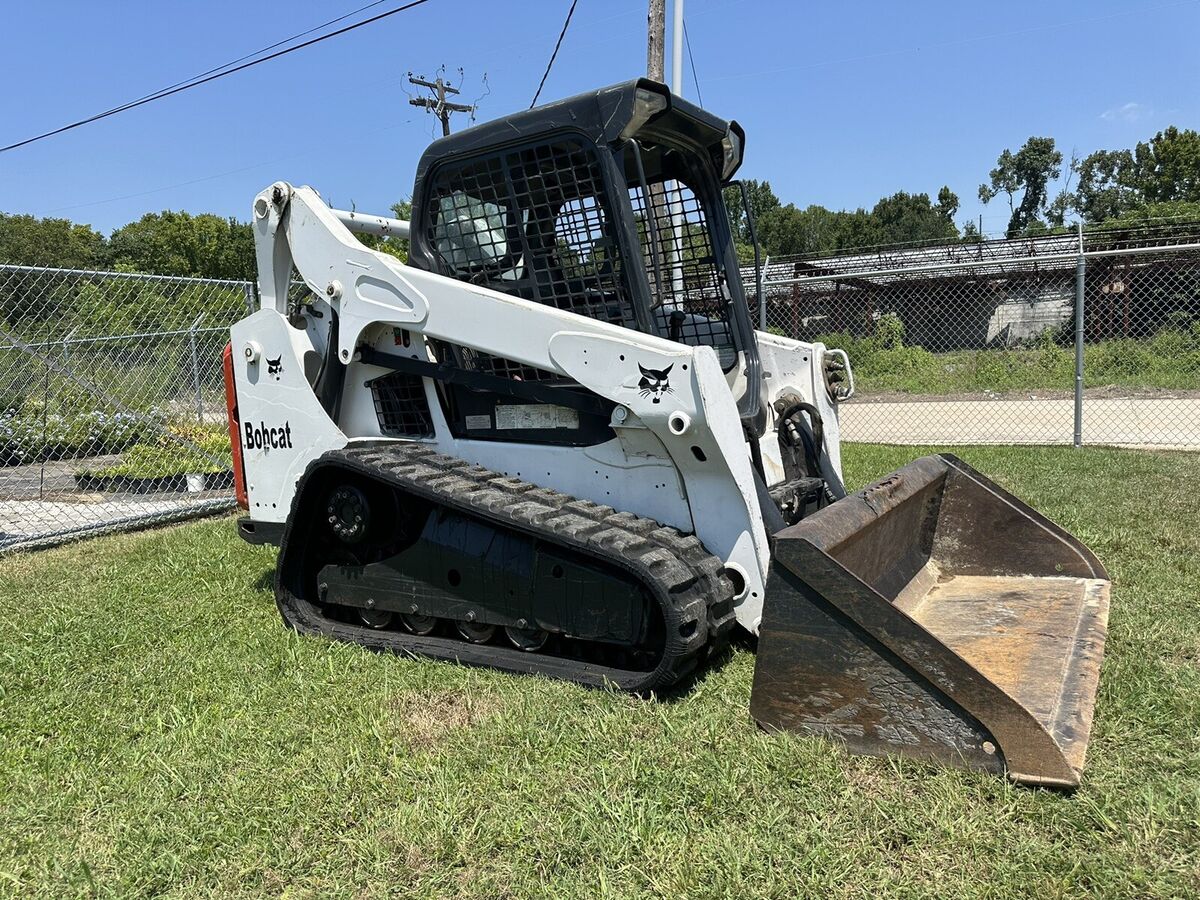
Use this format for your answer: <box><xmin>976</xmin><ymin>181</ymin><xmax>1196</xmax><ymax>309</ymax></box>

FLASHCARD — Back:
<box><xmin>811</xmin><ymin>324</ymin><xmax>1200</xmax><ymax>396</ymax></box>
<box><xmin>1</xmin><ymin>445</ymin><xmax>1198</xmax><ymax>898</ymax></box>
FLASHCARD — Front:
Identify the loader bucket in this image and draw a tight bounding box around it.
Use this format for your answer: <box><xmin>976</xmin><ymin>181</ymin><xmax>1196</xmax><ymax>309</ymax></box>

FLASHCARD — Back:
<box><xmin>750</xmin><ymin>454</ymin><xmax>1109</xmax><ymax>788</ymax></box>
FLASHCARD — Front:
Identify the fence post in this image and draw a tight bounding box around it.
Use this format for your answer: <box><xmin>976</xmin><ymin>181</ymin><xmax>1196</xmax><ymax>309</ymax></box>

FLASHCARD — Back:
<box><xmin>758</xmin><ymin>254</ymin><xmax>770</xmax><ymax>330</ymax></box>
<box><xmin>189</xmin><ymin>314</ymin><xmax>205</xmax><ymax>424</ymax></box>
<box><xmin>1073</xmin><ymin>222</ymin><xmax>1086</xmax><ymax>448</ymax></box>
<box><xmin>39</xmin><ymin>352</ymin><xmax>49</xmax><ymax>502</ymax></box>
<box><xmin>242</xmin><ymin>282</ymin><xmax>256</xmax><ymax>315</ymax></box>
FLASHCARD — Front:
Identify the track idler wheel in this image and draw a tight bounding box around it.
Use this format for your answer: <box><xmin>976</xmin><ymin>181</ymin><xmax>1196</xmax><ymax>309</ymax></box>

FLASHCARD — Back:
<box><xmin>359</xmin><ymin>608</ymin><xmax>393</xmax><ymax>629</ymax></box>
<box><xmin>327</xmin><ymin>485</ymin><xmax>370</xmax><ymax>544</ymax></box>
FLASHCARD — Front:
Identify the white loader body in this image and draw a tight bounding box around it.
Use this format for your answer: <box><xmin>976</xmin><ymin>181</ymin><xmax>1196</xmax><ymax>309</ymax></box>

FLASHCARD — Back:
<box><xmin>232</xmin><ymin>182</ymin><xmax>845</xmax><ymax>633</ymax></box>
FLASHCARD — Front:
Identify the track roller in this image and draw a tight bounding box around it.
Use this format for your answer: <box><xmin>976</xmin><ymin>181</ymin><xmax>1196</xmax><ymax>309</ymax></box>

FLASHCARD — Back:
<box><xmin>505</xmin><ymin>624</ymin><xmax>550</xmax><ymax>652</ymax></box>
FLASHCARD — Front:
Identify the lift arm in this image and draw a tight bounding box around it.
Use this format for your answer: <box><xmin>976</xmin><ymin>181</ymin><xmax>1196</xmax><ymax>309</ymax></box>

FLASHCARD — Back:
<box><xmin>248</xmin><ymin>182</ymin><xmax>774</xmax><ymax>624</ymax></box>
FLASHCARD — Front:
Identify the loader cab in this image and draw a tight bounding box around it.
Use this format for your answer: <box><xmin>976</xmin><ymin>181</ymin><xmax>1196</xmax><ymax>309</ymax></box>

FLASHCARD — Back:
<box><xmin>406</xmin><ymin>79</ymin><xmax>761</xmax><ymax>440</ymax></box>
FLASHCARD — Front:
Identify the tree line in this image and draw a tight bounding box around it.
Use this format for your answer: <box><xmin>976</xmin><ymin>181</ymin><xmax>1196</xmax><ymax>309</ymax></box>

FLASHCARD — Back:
<box><xmin>726</xmin><ymin>124</ymin><xmax>1200</xmax><ymax>257</ymax></box>
<box><xmin>978</xmin><ymin>125</ymin><xmax>1200</xmax><ymax>237</ymax></box>
<box><xmin>0</xmin><ymin>201</ymin><xmax>411</xmax><ymax>283</ymax></box>
<box><xmin>0</xmin><ymin>210</ymin><xmax>255</xmax><ymax>280</ymax></box>
<box><xmin>2</xmin><ymin>124</ymin><xmax>1196</xmax><ymax>278</ymax></box>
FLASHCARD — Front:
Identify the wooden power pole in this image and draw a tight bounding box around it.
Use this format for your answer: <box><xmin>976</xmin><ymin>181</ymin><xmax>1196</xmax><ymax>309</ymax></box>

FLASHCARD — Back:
<box><xmin>647</xmin><ymin>0</ymin><xmax>666</xmax><ymax>81</ymax></box>
<box><xmin>408</xmin><ymin>73</ymin><xmax>476</xmax><ymax>136</ymax></box>
<box><xmin>645</xmin><ymin>0</ymin><xmax>679</xmax><ymax>300</ymax></box>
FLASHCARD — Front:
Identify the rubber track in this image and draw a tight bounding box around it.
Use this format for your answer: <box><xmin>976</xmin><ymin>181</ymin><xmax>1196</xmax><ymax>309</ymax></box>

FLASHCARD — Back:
<box><xmin>275</xmin><ymin>443</ymin><xmax>737</xmax><ymax>692</ymax></box>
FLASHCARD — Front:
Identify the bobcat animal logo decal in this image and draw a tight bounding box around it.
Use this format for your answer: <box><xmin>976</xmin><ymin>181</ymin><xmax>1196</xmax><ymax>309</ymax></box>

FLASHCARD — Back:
<box><xmin>638</xmin><ymin>363</ymin><xmax>674</xmax><ymax>404</ymax></box>
<box><xmin>266</xmin><ymin>356</ymin><xmax>283</xmax><ymax>380</ymax></box>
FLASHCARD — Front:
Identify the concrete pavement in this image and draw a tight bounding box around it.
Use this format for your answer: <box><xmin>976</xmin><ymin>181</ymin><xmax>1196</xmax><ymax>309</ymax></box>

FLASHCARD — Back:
<box><xmin>841</xmin><ymin>396</ymin><xmax>1200</xmax><ymax>449</ymax></box>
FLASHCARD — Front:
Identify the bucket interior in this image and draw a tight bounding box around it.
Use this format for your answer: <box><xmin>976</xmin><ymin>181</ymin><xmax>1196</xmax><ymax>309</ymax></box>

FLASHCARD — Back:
<box><xmin>767</xmin><ymin>454</ymin><xmax>1110</xmax><ymax>783</ymax></box>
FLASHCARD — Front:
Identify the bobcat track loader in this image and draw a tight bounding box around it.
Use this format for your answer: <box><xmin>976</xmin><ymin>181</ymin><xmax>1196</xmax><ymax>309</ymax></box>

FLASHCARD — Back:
<box><xmin>225</xmin><ymin>80</ymin><xmax>1109</xmax><ymax>787</ymax></box>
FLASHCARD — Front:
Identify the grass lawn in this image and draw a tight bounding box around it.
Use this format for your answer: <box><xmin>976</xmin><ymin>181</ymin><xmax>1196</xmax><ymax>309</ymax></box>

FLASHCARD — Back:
<box><xmin>1</xmin><ymin>445</ymin><xmax>1198</xmax><ymax>898</ymax></box>
<box><xmin>810</xmin><ymin>326</ymin><xmax>1200</xmax><ymax>397</ymax></box>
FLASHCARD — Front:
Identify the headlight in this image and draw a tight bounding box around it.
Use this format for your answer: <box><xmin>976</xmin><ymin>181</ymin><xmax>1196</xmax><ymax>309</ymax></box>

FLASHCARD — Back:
<box><xmin>720</xmin><ymin>128</ymin><xmax>743</xmax><ymax>180</ymax></box>
<box><xmin>619</xmin><ymin>88</ymin><xmax>669</xmax><ymax>141</ymax></box>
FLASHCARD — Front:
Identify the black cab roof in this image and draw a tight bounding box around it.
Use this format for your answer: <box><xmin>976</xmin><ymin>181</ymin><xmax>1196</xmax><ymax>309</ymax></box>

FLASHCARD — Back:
<box><xmin>412</xmin><ymin>78</ymin><xmax>745</xmax><ymax>188</ymax></box>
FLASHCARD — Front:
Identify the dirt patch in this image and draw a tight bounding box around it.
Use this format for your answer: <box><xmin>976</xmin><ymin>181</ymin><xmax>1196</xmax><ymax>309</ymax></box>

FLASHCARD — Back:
<box><xmin>1172</xmin><ymin>637</ymin><xmax>1200</xmax><ymax>669</ymax></box>
<box><xmin>390</xmin><ymin>688</ymin><xmax>503</xmax><ymax>750</ymax></box>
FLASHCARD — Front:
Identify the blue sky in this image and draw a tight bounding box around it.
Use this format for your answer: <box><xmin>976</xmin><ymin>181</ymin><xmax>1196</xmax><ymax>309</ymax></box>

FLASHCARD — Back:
<box><xmin>2</xmin><ymin>0</ymin><xmax>1197</xmax><ymax>237</ymax></box>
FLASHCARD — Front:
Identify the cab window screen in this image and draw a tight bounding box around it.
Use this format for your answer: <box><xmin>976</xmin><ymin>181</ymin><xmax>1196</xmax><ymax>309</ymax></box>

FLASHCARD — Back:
<box><xmin>425</xmin><ymin>138</ymin><xmax>636</xmax><ymax>329</ymax></box>
<box><xmin>628</xmin><ymin>175</ymin><xmax>738</xmax><ymax>370</ymax></box>
<box><xmin>432</xmin><ymin>192</ymin><xmax>514</xmax><ymax>275</ymax></box>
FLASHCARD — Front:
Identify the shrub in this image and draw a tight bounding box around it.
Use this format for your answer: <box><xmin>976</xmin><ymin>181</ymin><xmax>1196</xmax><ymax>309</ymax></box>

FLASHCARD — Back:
<box><xmin>0</xmin><ymin>407</ymin><xmax>152</xmax><ymax>465</ymax></box>
<box><xmin>78</xmin><ymin>422</ymin><xmax>232</xmax><ymax>480</ymax></box>
<box><xmin>1086</xmin><ymin>340</ymin><xmax>1152</xmax><ymax>384</ymax></box>
<box><xmin>874</xmin><ymin>313</ymin><xmax>905</xmax><ymax>350</ymax></box>
<box><xmin>80</xmin><ymin>442</ymin><xmax>230</xmax><ymax>481</ymax></box>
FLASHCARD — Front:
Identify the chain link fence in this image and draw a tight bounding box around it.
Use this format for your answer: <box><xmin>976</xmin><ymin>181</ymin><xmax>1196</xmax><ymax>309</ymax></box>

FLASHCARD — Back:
<box><xmin>0</xmin><ymin>264</ymin><xmax>255</xmax><ymax>552</ymax></box>
<box><xmin>746</xmin><ymin>222</ymin><xmax>1200</xmax><ymax>448</ymax></box>
<box><xmin>3</xmin><ymin>224</ymin><xmax>1198</xmax><ymax>553</ymax></box>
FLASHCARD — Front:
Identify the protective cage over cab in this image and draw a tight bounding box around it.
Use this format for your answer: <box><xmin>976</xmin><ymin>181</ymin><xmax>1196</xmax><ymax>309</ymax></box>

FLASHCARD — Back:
<box><xmin>404</xmin><ymin>78</ymin><xmax>762</xmax><ymax>445</ymax></box>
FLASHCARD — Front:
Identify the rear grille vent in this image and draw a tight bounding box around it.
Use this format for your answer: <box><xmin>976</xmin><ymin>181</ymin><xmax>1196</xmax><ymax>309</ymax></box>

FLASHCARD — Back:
<box><xmin>369</xmin><ymin>371</ymin><xmax>434</xmax><ymax>438</ymax></box>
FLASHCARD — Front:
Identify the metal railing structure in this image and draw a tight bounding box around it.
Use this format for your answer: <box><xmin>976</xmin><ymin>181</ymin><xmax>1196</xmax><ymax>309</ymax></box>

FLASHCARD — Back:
<box><xmin>0</xmin><ymin>264</ymin><xmax>256</xmax><ymax>552</ymax></box>
<box><xmin>744</xmin><ymin>222</ymin><xmax>1200</xmax><ymax>449</ymax></box>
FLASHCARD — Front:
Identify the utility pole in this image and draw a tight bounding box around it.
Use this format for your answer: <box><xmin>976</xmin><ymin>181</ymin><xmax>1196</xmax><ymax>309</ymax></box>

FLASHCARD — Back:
<box><xmin>408</xmin><ymin>73</ymin><xmax>476</xmax><ymax>136</ymax></box>
<box><xmin>645</xmin><ymin>0</ymin><xmax>669</xmax><ymax>303</ymax></box>
<box><xmin>668</xmin><ymin>0</ymin><xmax>685</xmax><ymax>297</ymax></box>
<box><xmin>646</xmin><ymin>0</ymin><xmax>686</xmax><ymax>299</ymax></box>
<box><xmin>647</xmin><ymin>0</ymin><xmax>666</xmax><ymax>80</ymax></box>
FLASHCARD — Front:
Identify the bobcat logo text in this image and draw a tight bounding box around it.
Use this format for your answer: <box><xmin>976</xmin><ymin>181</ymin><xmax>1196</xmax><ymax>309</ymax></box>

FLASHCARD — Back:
<box><xmin>244</xmin><ymin>420</ymin><xmax>294</xmax><ymax>450</ymax></box>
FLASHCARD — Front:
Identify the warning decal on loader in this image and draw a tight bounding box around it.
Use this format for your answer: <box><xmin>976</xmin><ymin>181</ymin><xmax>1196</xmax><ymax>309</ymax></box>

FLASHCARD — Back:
<box><xmin>495</xmin><ymin>404</ymin><xmax>579</xmax><ymax>430</ymax></box>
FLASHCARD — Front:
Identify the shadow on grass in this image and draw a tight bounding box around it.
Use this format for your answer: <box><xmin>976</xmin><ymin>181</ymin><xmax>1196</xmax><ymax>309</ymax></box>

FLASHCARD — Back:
<box><xmin>252</xmin><ymin>567</ymin><xmax>275</xmax><ymax>594</ymax></box>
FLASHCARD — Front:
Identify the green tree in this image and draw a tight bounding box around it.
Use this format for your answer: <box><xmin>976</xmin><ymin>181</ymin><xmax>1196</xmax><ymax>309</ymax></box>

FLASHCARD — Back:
<box><xmin>354</xmin><ymin>200</ymin><xmax>412</xmax><ymax>262</ymax></box>
<box><xmin>0</xmin><ymin>213</ymin><xmax>107</xmax><ymax>268</ymax></box>
<box><xmin>107</xmin><ymin>211</ymin><xmax>254</xmax><ymax>280</ymax></box>
<box><xmin>1067</xmin><ymin>127</ymin><xmax>1200</xmax><ymax>224</ymax></box>
<box><xmin>757</xmin><ymin>204</ymin><xmax>848</xmax><ymax>256</ymax></box>
<box><xmin>1073</xmin><ymin>148</ymin><xmax>1138</xmax><ymax>223</ymax></box>
<box><xmin>1132</xmin><ymin>126</ymin><xmax>1200</xmax><ymax>204</ymax></box>
<box><xmin>978</xmin><ymin>136</ymin><xmax>1063</xmax><ymax>237</ymax></box>
<box><xmin>722</xmin><ymin>179</ymin><xmax>781</xmax><ymax>246</ymax></box>
<box><xmin>1095</xmin><ymin>199</ymin><xmax>1200</xmax><ymax>231</ymax></box>
<box><xmin>834</xmin><ymin>208</ymin><xmax>883</xmax><ymax>249</ymax></box>
<box><xmin>870</xmin><ymin>188</ymin><xmax>959</xmax><ymax>244</ymax></box>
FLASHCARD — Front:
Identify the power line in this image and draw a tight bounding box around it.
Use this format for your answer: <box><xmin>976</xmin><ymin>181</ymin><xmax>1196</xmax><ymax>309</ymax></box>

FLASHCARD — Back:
<box><xmin>530</xmin><ymin>0</ymin><xmax>581</xmax><ymax>109</ymax></box>
<box><xmin>106</xmin><ymin>1</ymin><xmax>395</xmax><ymax>121</ymax></box>
<box><xmin>0</xmin><ymin>0</ymin><xmax>435</xmax><ymax>154</ymax></box>
<box><xmin>44</xmin><ymin>155</ymin><xmax>308</xmax><ymax>215</ymax></box>
<box><xmin>43</xmin><ymin>118</ymin><xmax>416</xmax><ymax>215</ymax></box>
<box><xmin>683</xmin><ymin>19</ymin><xmax>702</xmax><ymax>107</ymax></box>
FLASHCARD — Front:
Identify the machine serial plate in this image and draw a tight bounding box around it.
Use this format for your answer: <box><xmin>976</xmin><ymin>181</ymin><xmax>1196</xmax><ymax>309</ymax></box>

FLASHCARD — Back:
<box><xmin>495</xmin><ymin>404</ymin><xmax>579</xmax><ymax>430</ymax></box>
